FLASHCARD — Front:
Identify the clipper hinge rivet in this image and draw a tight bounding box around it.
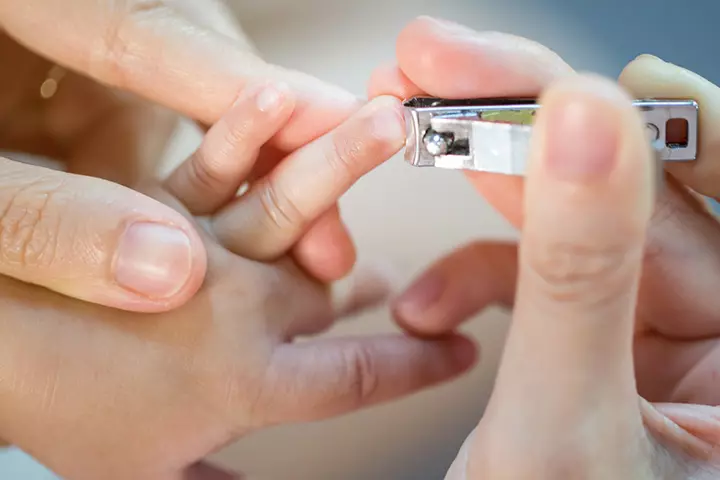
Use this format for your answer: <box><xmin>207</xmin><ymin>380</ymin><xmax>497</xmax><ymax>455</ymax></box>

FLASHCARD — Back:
<box><xmin>423</xmin><ymin>130</ymin><xmax>453</xmax><ymax>156</ymax></box>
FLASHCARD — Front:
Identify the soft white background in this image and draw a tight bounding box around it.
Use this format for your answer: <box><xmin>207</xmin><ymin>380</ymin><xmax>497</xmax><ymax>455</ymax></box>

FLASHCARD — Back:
<box><xmin>1</xmin><ymin>0</ymin><xmax>716</xmax><ymax>478</ymax></box>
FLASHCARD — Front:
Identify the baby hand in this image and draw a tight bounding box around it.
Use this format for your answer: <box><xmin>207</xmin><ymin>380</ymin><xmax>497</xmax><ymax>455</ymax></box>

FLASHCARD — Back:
<box><xmin>0</xmin><ymin>83</ymin><xmax>477</xmax><ymax>480</ymax></box>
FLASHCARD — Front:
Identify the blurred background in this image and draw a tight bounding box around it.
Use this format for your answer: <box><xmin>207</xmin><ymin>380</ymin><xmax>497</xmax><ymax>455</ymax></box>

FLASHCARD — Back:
<box><xmin>1</xmin><ymin>0</ymin><xmax>717</xmax><ymax>478</ymax></box>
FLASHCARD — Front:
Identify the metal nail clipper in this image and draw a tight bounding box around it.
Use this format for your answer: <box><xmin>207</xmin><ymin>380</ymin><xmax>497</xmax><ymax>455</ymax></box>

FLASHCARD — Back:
<box><xmin>403</xmin><ymin>97</ymin><xmax>699</xmax><ymax>175</ymax></box>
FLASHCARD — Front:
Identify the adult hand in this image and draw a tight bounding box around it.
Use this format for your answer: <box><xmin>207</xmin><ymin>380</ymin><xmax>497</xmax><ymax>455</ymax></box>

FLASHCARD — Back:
<box><xmin>375</xmin><ymin>18</ymin><xmax>720</xmax><ymax>402</ymax></box>
<box><xmin>0</xmin><ymin>0</ymin><xmax>361</xmax><ymax>314</ymax></box>
<box><xmin>0</xmin><ymin>0</ymin><xmax>359</xmax><ymax>145</ymax></box>
<box><xmin>371</xmin><ymin>16</ymin><xmax>720</xmax><ymax>477</ymax></box>
<box><xmin>445</xmin><ymin>71</ymin><xmax>713</xmax><ymax>480</ymax></box>
<box><xmin>0</xmin><ymin>30</ymin><xmax>211</xmax><ymax>313</ymax></box>
<box><xmin>0</xmin><ymin>86</ymin><xmax>475</xmax><ymax>480</ymax></box>
<box><xmin>3</xmin><ymin>0</ymin><xmax>367</xmax><ymax>282</ymax></box>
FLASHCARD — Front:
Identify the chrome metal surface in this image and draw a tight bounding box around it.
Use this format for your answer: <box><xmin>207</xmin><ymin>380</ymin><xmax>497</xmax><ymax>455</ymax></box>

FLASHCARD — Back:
<box><xmin>403</xmin><ymin>97</ymin><xmax>699</xmax><ymax>175</ymax></box>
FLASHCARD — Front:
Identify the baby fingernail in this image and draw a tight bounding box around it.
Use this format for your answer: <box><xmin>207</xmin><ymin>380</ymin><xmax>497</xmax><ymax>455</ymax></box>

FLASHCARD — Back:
<box><xmin>370</xmin><ymin>99</ymin><xmax>406</xmax><ymax>148</ymax></box>
<box><xmin>114</xmin><ymin>222</ymin><xmax>193</xmax><ymax>299</ymax></box>
<box><xmin>256</xmin><ymin>83</ymin><xmax>288</xmax><ymax>112</ymax></box>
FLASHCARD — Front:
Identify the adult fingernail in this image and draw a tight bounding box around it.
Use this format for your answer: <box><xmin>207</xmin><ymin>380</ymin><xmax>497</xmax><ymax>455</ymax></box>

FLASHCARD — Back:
<box><xmin>542</xmin><ymin>79</ymin><xmax>624</xmax><ymax>182</ymax></box>
<box><xmin>114</xmin><ymin>222</ymin><xmax>193</xmax><ymax>299</ymax></box>
<box><xmin>394</xmin><ymin>274</ymin><xmax>446</xmax><ymax>320</ymax></box>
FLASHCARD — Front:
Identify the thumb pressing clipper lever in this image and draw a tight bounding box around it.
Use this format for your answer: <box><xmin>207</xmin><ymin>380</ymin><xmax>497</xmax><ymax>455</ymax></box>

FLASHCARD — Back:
<box><xmin>403</xmin><ymin>97</ymin><xmax>699</xmax><ymax>175</ymax></box>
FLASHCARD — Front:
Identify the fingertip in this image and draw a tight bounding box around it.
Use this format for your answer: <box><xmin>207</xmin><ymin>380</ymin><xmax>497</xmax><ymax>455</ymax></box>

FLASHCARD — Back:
<box><xmin>443</xmin><ymin>333</ymin><xmax>480</xmax><ymax>372</ymax></box>
<box><xmin>367</xmin><ymin>62</ymin><xmax>421</xmax><ymax>100</ymax></box>
<box><xmin>393</xmin><ymin>294</ymin><xmax>477</xmax><ymax>340</ymax></box>
<box><xmin>619</xmin><ymin>53</ymin><xmax>667</xmax><ymax>86</ymax></box>
<box><xmin>396</xmin><ymin>17</ymin><xmax>465</xmax><ymax>92</ymax></box>
<box><xmin>367</xmin><ymin>62</ymin><xmax>398</xmax><ymax>98</ymax></box>
<box><xmin>392</xmin><ymin>243</ymin><xmax>518</xmax><ymax>338</ymax></box>
<box><xmin>294</xmin><ymin>210</ymin><xmax>357</xmax><ymax>283</ymax></box>
<box><xmin>268</xmin><ymin>75</ymin><xmax>362</xmax><ymax>152</ymax></box>
<box><xmin>166</xmin><ymin>81</ymin><xmax>297</xmax><ymax>216</ymax></box>
<box><xmin>404</xmin><ymin>333</ymin><xmax>480</xmax><ymax>381</ymax></box>
<box><xmin>256</xmin><ymin>81</ymin><xmax>295</xmax><ymax>113</ymax></box>
<box><xmin>392</xmin><ymin>273</ymin><xmax>450</xmax><ymax>336</ymax></box>
<box><xmin>398</xmin><ymin>16</ymin><xmax>470</xmax><ymax>53</ymax></box>
<box><xmin>531</xmin><ymin>73</ymin><xmax>648</xmax><ymax>192</ymax></box>
<box><xmin>368</xmin><ymin>94</ymin><xmax>405</xmax><ymax>111</ymax></box>
<box><xmin>619</xmin><ymin>55</ymin><xmax>720</xmax><ymax>198</ymax></box>
<box><xmin>397</xmin><ymin>18</ymin><xmax>570</xmax><ymax>98</ymax></box>
<box><xmin>296</xmin><ymin>243</ymin><xmax>357</xmax><ymax>283</ymax></box>
<box><xmin>619</xmin><ymin>53</ymin><xmax>713</xmax><ymax>100</ymax></box>
<box><xmin>363</xmin><ymin>95</ymin><xmax>407</xmax><ymax>153</ymax></box>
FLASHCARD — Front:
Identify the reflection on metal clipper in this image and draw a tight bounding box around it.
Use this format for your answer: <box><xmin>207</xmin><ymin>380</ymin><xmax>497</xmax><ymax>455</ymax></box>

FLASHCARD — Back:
<box><xmin>403</xmin><ymin>97</ymin><xmax>699</xmax><ymax>175</ymax></box>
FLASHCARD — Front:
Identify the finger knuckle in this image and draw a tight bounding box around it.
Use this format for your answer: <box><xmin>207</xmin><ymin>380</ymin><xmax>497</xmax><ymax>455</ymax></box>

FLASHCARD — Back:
<box><xmin>220</xmin><ymin>116</ymin><xmax>255</xmax><ymax>151</ymax></box>
<box><xmin>90</xmin><ymin>0</ymin><xmax>168</xmax><ymax>88</ymax></box>
<box><xmin>187</xmin><ymin>147</ymin><xmax>229</xmax><ymax>193</ymax></box>
<box><xmin>525</xmin><ymin>240</ymin><xmax>634</xmax><ymax>304</ymax></box>
<box><xmin>256</xmin><ymin>179</ymin><xmax>304</xmax><ymax>235</ymax></box>
<box><xmin>0</xmin><ymin>178</ymin><xmax>67</xmax><ymax>270</ymax></box>
<box><xmin>342</xmin><ymin>346</ymin><xmax>379</xmax><ymax>408</ymax></box>
<box><xmin>325</xmin><ymin>130</ymin><xmax>366</xmax><ymax>183</ymax></box>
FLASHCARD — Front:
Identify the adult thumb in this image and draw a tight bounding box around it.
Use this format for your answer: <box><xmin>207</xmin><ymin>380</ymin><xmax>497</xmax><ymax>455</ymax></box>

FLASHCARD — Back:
<box><xmin>0</xmin><ymin>158</ymin><xmax>206</xmax><ymax>312</ymax></box>
<box><xmin>465</xmin><ymin>75</ymin><xmax>655</xmax><ymax>478</ymax></box>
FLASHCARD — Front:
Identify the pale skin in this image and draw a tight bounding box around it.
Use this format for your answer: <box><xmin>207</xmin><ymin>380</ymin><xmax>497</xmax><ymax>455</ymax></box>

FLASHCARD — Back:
<box><xmin>4</xmin><ymin>9</ymin><xmax>720</xmax><ymax>479</ymax></box>
<box><xmin>0</xmin><ymin>85</ymin><xmax>478</xmax><ymax>480</ymax></box>
<box><xmin>370</xmin><ymin>16</ymin><xmax>720</xmax><ymax>478</ymax></box>
<box><xmin>0</xmin><ymin>0</ymin><xmax>364</xmax><ymax>314</ymax></box>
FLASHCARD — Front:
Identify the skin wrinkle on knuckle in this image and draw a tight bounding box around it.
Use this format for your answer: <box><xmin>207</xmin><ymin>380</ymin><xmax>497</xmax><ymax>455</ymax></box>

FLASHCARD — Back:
<box><xmin>38</xmin><ymin>361</ymin><xmax>61</xmax><ymax>416</ymax></box>
<box><xmin>220</xmin><ymin>115</ymin><xmax>255</xmax><ymax>154</ymax></box>
<box><xmin>202</xmin><ymin>363</ymin><xmax>265</xmax><ymax>430</ymax></box>
<box><xmin>239</xmin><ymin>364</ymin><xmax>277</xmax><ymax>428</ymax></box>
<box><xmin>324</xmin><ymin>106</ymin><xmax>397</xmax><ymax>183</ymax></box>
<box><xmin>524</xmin><ymin>240</ymin><xmax>636</xmax><ymax>306</ymax></box>
<box><xmin>91</xmin><ymin>0</ymin><xmax>168</xmax><ymax>89</ymax></box>
<box><xmin>343</xmin><ymin>346</ymin><xmax>379</xmax><ymax>408</ymax></box>
<box><xmin>0</xmin><ymin>178</ymin><xmax>67</xmax><ymax>270</ymax></box>
<box><xmin>324</xmin><ymin>129</ymin><xmax>365</xmax><ymax>185</ymax></box>
<box><xmin>188</xmin><ymin>146</ymin><xmax>227</xmax><ymax>194</ymax></box>
<box><xmin>256</xmin><ymin>178</ymin><xmax>303</xmax><ymax>239</ymax></box>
